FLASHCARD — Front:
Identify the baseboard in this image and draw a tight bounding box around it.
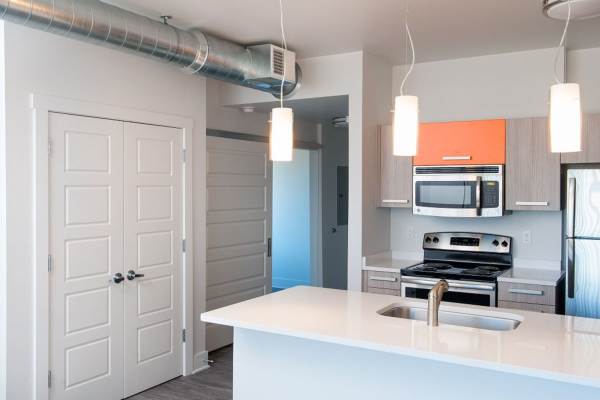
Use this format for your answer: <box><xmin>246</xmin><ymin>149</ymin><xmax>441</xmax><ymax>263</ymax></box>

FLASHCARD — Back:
<box><xmin>192</xmin><ymin>350</ymin><xmax>210</xmax><ymax>374</ymax></box>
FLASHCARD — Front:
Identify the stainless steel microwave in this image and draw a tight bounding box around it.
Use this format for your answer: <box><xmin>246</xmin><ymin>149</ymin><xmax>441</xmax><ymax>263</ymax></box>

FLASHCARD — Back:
<box><xmin>413</xmin><ymin>165</ymin><xmax>504</xmax><ymax>218</ymax></box>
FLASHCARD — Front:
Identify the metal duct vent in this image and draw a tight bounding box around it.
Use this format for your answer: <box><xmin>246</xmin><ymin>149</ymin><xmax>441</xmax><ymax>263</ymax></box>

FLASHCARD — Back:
<box><xmin>0</xmin><ymin>0</ymin><xmax>302</xmax><ymax>97</ymax></box>
<box><xmin>273</xmin><ymin>47</ymin><xmax>285</xmax><ymax>76</ymax></box>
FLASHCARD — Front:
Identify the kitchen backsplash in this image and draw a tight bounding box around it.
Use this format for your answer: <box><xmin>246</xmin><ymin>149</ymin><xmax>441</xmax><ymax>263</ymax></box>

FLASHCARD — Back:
<box><xmin>390</xmin><ymin>209</ymin><xmax>563</xmax><ymax>263</ymax></box>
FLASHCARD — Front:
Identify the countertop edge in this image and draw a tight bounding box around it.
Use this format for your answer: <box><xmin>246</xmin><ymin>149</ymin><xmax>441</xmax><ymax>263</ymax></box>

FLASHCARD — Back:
<box><xmin>201</xmin><ymin>312</ymin><xmax>600</xmax><ymax>389</ymax></box>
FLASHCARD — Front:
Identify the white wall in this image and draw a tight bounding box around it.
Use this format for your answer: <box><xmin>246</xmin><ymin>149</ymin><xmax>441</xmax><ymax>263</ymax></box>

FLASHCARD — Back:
<box><xmin>1</xmin><ymin>22</ymin><xmax>207</xmax><ymax>400</ymax></box>
<box><xmin>388</xmin><ymin>47</ymin><xmax>600</xmax><ymax>264</ymax></box>
<box><xmin>0</xmin><ymin>21</ymin><xmax>6</xmax><ymax>400</ymax></box>
<box><xmin>568</xmin><ymin>47</ymin><xmax>600</xmax><ymax>113</ymax></box>
<box><xmin>393</xmin><ymin>47</ymin><xmax>565</xmax><ymax>123</ymax></box>
<box><xmin>391</xmin><ymin>209</ymin><xmax>563</xmax><ymax>263</ymax></box>
<box><xmin>207</xmin><ymin>79</ymin><xmax>321</xmax><ymax>143</ymax></box>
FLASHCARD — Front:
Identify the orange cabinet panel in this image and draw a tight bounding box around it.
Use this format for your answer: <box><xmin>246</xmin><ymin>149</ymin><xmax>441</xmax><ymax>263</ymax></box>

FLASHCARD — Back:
<box><xmin>414</xmin><ymin>119</ymin><xmax>506</xmax><ymax>166</ymax></box>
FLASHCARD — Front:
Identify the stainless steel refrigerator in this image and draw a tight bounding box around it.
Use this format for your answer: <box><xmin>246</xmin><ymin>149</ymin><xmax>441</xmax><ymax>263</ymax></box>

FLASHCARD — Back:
<box><xmin>565</xmin><ymin>169</ymin><xmax>600</xmax><ymax>318</ymax></box>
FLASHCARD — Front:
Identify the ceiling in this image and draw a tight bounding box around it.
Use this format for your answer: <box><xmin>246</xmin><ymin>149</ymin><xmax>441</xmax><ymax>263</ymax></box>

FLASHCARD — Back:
<box><xmin>243</xmin><ymin>95</ymin><xmax>349</xmax><ymax>124</ymax></box>
<box><xmin>105</xmin><ymin>0</ymin><xmax>600</xmax><ymax>64</ymax></box>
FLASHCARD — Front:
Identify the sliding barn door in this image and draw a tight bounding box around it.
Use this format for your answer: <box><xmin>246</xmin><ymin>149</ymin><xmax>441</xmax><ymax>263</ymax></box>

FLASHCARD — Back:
<box><xmin>206</xmin><ymin>136</ymin><xmax>272</xmax><ymax>351</ymax></box>
<box><xmin>49</xmin><ymin>113</ymin><xmax>125</xmax><ymax>400</ymax></box>
<box><xmin>123</xmin><ymin>122</ymin><xmax>183</xmax><ymax>397</ymax></box>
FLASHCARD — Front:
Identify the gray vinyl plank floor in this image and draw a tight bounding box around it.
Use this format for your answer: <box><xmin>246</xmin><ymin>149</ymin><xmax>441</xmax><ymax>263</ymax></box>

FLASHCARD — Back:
<box><xmin>128</xmin><ymin>346</ymin><xmax>233</xmax><ymax>400</ymax></box>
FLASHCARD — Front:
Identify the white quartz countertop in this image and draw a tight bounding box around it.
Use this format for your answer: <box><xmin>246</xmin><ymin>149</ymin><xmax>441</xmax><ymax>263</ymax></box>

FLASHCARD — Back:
<box><xmin>362</xmin><ymin>253</ymin><xmax>419</xmax><ymax>273</ymax></box>
<box><xmin>201</xmin><ymin>286</ymin><xmax>600</xmax><ymax>388</ymax></box>
<box><xmin>498</xmin><ymin>267</ymin><xmax>565</xmax><ymax>286</ymax></box>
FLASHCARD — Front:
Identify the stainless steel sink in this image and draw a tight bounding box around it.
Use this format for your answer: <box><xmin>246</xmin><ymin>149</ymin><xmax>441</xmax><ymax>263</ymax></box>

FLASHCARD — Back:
<box><xmin>378</xmin><ymin>305</ymin><xmax>521</xmax><ymax>331</ymax></box>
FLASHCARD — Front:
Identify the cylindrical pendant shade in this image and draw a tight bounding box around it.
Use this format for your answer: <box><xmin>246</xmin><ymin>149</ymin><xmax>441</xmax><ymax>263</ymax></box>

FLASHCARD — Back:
<box><xmin>550</xmin><ymin>83</ymin><xmax>582</xmax><ymax>153</ymax></box>
<box><xmin>393</xmin><ymin>95</ymin><xmax>419</xmax><ymax>156</ymax></box>
<box><xmin>270</xmin><ymin>107</ymin><xmax>294</xmax><ymax>161</ymax></box>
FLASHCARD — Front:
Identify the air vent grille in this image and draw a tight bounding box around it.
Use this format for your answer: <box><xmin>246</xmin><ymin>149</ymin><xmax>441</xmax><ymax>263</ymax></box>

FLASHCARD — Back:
<box><xmin>272</xmin><ymin>48</ymin><xmax>285</xmax><ymax>76</ymax></box>
<box><xmin>415</xmin><ymin>166</ymin><xmax>501</xmax><ymax>175</ymax></box>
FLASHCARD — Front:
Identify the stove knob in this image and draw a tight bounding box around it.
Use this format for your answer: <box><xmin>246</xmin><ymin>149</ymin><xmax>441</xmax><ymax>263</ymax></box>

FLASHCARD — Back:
<box><xmin>432</xmin><ymin>237</ymin><xmax>440</xmax><ymax>244</ymax></box>
<box><xmin>501</xmin><ymin>240</ymin><xmax>509</xmax><ymax>248</ymax></box>
<box><xmin>425</xmin><ymin>237</ymin><xmax>432</xmax><ymax>244</ymax></box>
<box><xmin>492</xmin><ymin>240</ymin><xmax>500</xmax><ymax>247</ymax></box>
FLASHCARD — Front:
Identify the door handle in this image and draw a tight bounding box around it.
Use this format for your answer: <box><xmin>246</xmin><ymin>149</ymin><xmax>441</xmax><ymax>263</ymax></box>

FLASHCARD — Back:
<box><xmin>475</xmin><ymin>176</ymin><xmax>482</xmax><ymax>216</ymax></box>
<box><xmin>127</xmin><ymin>270</ymin><xmax>145</xmax><ymax>281</ymax></box>
<box><xmin>113</xmin><ymin>272</ymin><xmax>125</xmax><ymax>284</ymax></box>
<box><xmin>442</xmin><ymin>155</ymin><xmax>471</xmax><ymax>161</ymax></box>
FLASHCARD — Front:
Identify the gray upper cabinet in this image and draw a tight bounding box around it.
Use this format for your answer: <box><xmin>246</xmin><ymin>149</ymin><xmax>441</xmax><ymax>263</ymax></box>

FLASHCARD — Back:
<box><xmin>506</xmin><ymin>118</ymin><xmax>561</xmax><ymax>211</ymax></box>
<box><xmin>560</xmin><ymin>114</ymin><xmax>600</xmax><ymax>164</ymax></box>
<box><xmin>379</xmin><ymin>125</ymin><xmax>412</xmax><ymax>208</ymax></box>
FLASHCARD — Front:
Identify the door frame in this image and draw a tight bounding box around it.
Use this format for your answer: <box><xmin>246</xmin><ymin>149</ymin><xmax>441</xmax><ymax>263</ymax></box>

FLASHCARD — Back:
<box><xmin>32</xmin><ymin>94</ymin><xmax>196</xmax><ymax>400</ymax></box>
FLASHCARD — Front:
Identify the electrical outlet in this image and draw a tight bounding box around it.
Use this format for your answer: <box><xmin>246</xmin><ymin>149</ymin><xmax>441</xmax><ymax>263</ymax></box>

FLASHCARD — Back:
<box><xmin>407</xmin><ymin>226</ymin><xmax>416</xmax><ymax>239</ymax></box>
<box><xmin>522</xmin><ymin>230</ymin><xmax>532</xmax><ymax>245</ymax></box>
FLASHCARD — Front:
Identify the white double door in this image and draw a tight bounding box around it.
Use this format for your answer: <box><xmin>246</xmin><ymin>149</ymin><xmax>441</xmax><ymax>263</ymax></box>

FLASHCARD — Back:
<box><xmin>49</xmin><ymin>113</ymin><xmax>184</xmax><ymax>400</ymax></box>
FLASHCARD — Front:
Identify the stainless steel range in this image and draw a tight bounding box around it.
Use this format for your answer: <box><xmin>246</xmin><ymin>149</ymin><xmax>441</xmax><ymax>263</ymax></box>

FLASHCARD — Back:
<box><xmin>401</xmin><ymin>232</ymin><xmax>512</xmax><ymax>307</ymax></box>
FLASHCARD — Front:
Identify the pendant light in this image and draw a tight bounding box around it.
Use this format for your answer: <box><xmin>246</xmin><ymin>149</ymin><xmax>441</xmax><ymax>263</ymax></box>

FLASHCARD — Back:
<box><xmin>549</xmin><ymin>0</ymin><xmax>582</xmax><ymax>153</ymax></box>
<box><xmin>393</xmin><ymin>3</ymin><xmax>419</xmax><ymax>156</ymax></box>
<box><xmin>270</xmin><ymin>0</ymin><xmax>294</xmax><ymax>161</ymax></box>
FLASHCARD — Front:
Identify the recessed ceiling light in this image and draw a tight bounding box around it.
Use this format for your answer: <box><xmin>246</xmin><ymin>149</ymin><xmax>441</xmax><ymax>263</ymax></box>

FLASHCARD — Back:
<box><xmin>240</xmin><ymin>106</ymin><xmax>255</xmax><ymax>113</ymax></box>
<box><xmin>543</xmin><ymin>0</ymin><xmax>600</xmax><ymax>20</ymax></box>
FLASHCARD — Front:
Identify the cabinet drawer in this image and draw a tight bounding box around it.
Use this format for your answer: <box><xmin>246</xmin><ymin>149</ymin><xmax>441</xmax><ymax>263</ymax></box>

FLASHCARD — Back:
<box><xmin>498</xmin><ymin>282</ymin><xmax>555</xmax><ymax>305</ymax></box>
<box><xmin>414</xmin><ymin>119</ymin><xmax>506</xmax><ymax>166</ymax></box>
<box><xmin>498</xmin><ymin>301</ymin><xmax>555</xmax><ymax>314</ymax></box>
<box><xmin>366</xmin><ymin>271</ymin><xmax>401</xmax><ymax>290</ymax></box>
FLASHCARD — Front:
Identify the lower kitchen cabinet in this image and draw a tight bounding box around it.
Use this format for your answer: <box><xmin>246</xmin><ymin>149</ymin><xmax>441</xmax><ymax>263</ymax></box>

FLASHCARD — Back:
<box><xmin>379</xmin><ymin>125</ymin><xmax>413</xmax><ymax>208</ymax></box>
<box><xmin>561</xmin><ymin>114</ymin><xmax>600</xmax><ymax>164</ymax></box>
<box><xmin>498</xmin><ymin>301</ymin><xmax>555</xmax><ymax>314</ymax></box>
<box><xmin>363</xmin><ymin>270</ymin><xmax>401</xmax><ymax>296</ymax></box>
<box><xmin>498</xmin><ymin>280</ymin><xmax>565</xmax><ymax>314</ymax></box>
<box><xmin>506</xmin><ymin>117</ymin><xmax>561</xmax><ymax>211</ymax></box>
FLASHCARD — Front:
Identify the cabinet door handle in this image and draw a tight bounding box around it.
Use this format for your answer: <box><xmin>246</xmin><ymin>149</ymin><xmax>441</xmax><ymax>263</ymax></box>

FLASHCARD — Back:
<box><xmin>515</xmin><ymin>201</ymin><xmax>549</xmax><ymax>207</ymax></box>
<box><xmin>442</xmin><ymin>155</ymin><xmax>471</xmax><ymax>161</ymax></box>
<box><xmin>381</xmin><ymin>199</ymin><xmax>409</xmax><ymax>204</ymax></box>
<box><xmin>509</xmin><ymin>288</ymin><xmax>544</xmax><ymax>296</ymax></box>
<box><xmin>368</xmin><ymin>276</ymin><xmax>398</xmax><ymax>283</ymax></box>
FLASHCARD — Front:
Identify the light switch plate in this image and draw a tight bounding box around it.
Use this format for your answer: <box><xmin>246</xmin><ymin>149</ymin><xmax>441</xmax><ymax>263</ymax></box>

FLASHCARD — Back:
<box><xmin>522</xmin><ymin>230</ymin><xmax>532</xmax><ymax>245</ymax></box>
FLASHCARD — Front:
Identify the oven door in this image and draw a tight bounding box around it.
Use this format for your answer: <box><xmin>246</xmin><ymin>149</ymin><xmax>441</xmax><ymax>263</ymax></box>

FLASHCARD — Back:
<box><xmin>413</xmin><ymin>173</ymin><xmax>502</xmax><ymax>218</ymax></box>
<box><xmin>401</xmin><ymin>277</ymin><xmax>496</xmax><ymax>307</ymax></box>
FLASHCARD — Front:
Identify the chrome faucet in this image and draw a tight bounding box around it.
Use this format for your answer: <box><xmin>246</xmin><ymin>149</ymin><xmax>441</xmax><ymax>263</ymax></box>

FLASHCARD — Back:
<box><xmin>428</xmin><ymin>279</ymin><xmax>449</xmax><ymax>327</ymax></box>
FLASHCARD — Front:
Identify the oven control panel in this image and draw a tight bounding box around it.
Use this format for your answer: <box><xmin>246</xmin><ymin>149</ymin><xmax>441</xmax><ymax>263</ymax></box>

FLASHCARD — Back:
<box><xmin>423</xmin><ymin>232</ymin><xmax>512</xmax><ymax>254</ymax></box>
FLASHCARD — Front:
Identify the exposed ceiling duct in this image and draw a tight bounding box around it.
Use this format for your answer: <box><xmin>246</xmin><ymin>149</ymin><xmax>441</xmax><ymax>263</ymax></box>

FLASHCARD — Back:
<box><xmin>0</xmin><ymin>0</ymin><xmax>302</xmax><ymax>97</ymax></box>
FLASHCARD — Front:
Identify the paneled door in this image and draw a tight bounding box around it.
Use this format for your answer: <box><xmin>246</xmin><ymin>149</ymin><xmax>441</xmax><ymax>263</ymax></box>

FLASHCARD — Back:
<box><xmin>206</xmin><ymin>136</ymin><xmax>272</xmax><ymax>351</ymax></box>
<box><xmin>49</xmin><ymin>113</ymin><xmax>125</xmax><ymax>400</ymax></box>
<box><xmin>123</xmin><ymin>122</ymin><xmax>183</xmax><ymax>396</ymax></box>
<box><xmin>49</xmin><ymin>114</ymin><xmax>184</xmax><ymax>400</ymax></box>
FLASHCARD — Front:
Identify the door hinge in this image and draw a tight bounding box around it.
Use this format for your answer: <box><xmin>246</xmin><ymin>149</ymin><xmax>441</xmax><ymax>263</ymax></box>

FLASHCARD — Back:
<box><xmin>182</xmin><ymin>329</ymin><xmax>186</xmax><ymax>343</ymax></box>
<box><xmin>267</xmin><ymin>238</ymin><xmax>272</xmax><ymax>258</ymax></box>
<box><xmin>48</xmin><ymin>255</ymin><xmax>52</xmax><ymax>272</ymax></box>
<box><xmin>182</xmin><ymin>239</ymin><xmax>186</xmax><ymax>253</ymax></box>
<box><xmin>48</xmin><ymin>370</ymin><xmax>52</xmax><ymax>388</ymax></box>
<box><xmin>182</xmin><ymin>148</ymin><xmax>187</xmax><ymax>163</ymax></box>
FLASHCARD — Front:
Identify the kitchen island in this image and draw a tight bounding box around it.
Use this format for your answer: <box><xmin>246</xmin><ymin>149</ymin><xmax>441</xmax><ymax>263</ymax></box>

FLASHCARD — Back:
<box><xmin>201</xmin><ymin>286</ymin><xmax>600</xmax><ymax>400</ymax></box>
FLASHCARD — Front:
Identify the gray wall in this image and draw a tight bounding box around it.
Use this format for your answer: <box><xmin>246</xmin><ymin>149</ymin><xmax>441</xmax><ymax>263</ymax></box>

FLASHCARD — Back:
<box><xmin>322</xmin><ymin>123</ymin><xmax>349</xmax><ymax>289</ymax></box>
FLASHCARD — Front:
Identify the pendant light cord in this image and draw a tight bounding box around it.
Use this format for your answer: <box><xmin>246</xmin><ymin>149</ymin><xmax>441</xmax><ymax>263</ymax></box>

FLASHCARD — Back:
<box><xmin>279</xmin><ymin>0</ymin><xmax>287</xmax><ymax>107</ymax></box>
<box><xmin>400</xmin><ymin>18</ymin><xmax>415</xmax><ymax>95</ymax></box>
<box><xmin>553</xmin><ymin>0</ymin><xmax>572</xmax><ymax>84</ymax></box>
